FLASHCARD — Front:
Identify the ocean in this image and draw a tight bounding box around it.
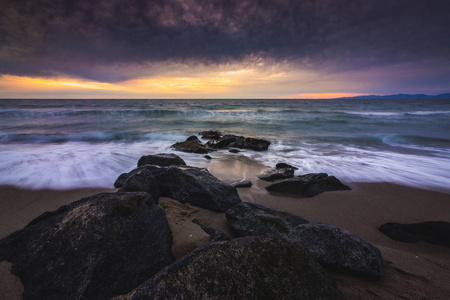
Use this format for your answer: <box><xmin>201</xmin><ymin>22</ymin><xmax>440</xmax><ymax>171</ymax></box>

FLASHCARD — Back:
<box><xmin>0</xmin><ymin>98</ymin><xmax>449</xmax><ymax>192</ymax></box>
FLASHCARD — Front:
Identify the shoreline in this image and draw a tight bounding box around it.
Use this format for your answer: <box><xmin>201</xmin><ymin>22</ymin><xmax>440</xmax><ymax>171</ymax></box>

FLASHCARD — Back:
<box><xmin>1</xmin><ymin>156</ymin><xmax>449</xmax><ymax>299</ymax></box>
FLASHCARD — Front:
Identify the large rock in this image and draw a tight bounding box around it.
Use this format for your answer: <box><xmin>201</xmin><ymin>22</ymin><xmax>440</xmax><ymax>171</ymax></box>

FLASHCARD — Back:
<box><xmin>171</xmin><ymin>135</ymin><xmax>213</xmax><ymax>153</ymax></box>
<box><xmin>209</xmin><ymin>134</ymin><xmax>270</xmax><ymax>151</ymax></box>
<box><xmin>114</xmin><ymin>166</ymin><xmax>161</xmax><ymax>201</ymax></box>
<box><xmin>199</xmin><ymin>130</ymin><xmax>222</xmax><ymax>140</ymax></box>
<box><xmin>137</xmin><ymin>153</ymin><xmax>186</xmax><ymax>167</ymax></box>
<box><xmin>226</xmin><ymin>202</ymin><xmax>382</xmax><ymax>277</ymax></box>
<box><xmin>266</xmin><ymin>173</ymin><xmax>351</xmax><ymax>197</ymax></box>
<box><xmin>118</xmin><ymin>236</ymin><xmax>344</xmax><ymax>300</ymax></box>
<box><xmin>0</xmin><ymin>192</ymin><xmax>174</xmax><ymax>300</ymax></box>
<box><xmin>379</xmin><ymin>221</ymin><xmax>450</xmax><ymax>247</ymax></box>
<box><xmin>150</xmin><ymin>165</ymin><xmax>242</xmax><ymax>212</ymax></box>
<box><xmin>257</xmin><ymin>167</ymin><xmax>295</xmax><ymax>181</ymax></box>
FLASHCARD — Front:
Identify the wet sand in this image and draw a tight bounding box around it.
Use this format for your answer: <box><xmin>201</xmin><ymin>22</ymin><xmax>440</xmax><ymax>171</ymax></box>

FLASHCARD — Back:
<box><xmin>1</xmin><ymin>156</ymin><xmax>449</xmax><ymax>299</ymax></box>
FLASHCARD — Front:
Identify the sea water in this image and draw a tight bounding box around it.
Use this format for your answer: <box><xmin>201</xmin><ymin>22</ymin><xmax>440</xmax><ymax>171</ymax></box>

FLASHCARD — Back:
<box><xmin>0</xmin><ymin>98</ymin><xmax>449</xmax><ymax>192</ymax></box>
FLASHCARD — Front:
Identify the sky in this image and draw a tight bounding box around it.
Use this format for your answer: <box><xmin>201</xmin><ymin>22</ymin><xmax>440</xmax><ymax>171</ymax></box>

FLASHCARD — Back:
<box><xmin>0</xmin><ymin>0</ymin><xmax>449</xmax><ymax>99</ymax></box>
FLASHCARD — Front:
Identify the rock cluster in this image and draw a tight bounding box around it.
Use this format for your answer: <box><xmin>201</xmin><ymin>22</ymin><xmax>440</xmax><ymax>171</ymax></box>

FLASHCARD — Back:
<box><xmin>0</xmin><ymin>150</ymin><xmax>384</xmax><ymax>299</ymax></box>
<box><xmin>171</xmin><ymin>131</ymin><xmax>271</xmax><ymax>153</ymax></box>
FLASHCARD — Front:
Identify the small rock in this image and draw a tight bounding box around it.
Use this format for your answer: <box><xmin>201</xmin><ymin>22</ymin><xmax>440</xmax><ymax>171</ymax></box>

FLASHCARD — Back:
<box><xmin>204</xmin><ymin>155</ymin><xmax>212</xmax><ymax>160</ymax></box>
<box><xmin>276</xmin><ymin>162</ymin><xmax>298</xmax><ymax>170</ymax></box>
<box><xmin>117</xmin><ymin>236</ymin><xmax>344</xmax><ymax>300</ymax></box>
<box><xmin>229</xmin><ymin>149</ymin><xmax>240</xmax><ymax>153</ymax></box>
<box><xmin>137</xmin><ymin>153</ymin><xmax>186</xmax><ymax>167</ymax></box>
<box><xmin>379</xmin><ymin>221</ymin><xmax>450</xmax><ymax>247</ymax></box>
<box><xmin>257</xmin><ymin>168</ymin><xmax>295</xmax><ymax>181</ymax></box>
<box><xmin>230</xmin><ymin>180</ymin><xmax>252</xmax><ymax>188</ymax></box>
<box><xmin>266</xmin><ymin>173</ymin><xmax>351</xmax><ymax>197</ymax></box>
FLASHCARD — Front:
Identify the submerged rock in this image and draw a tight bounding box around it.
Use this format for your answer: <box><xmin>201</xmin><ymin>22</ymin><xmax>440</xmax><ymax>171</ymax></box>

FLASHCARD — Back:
<box><xmin>266</xmin><ymin>173</ymin><xmax>351</xmax><ymax>197</ymax></box>
<box><xmin>171</xmin><ymin>135</ymin><xmax>214</xmax><ymax>154</ymax></box>
<box><xmin>118</xmin><ymin>236</ymin><xmax>344</xmax><ymax>300</ymax></box>
<box><xmin>150</xmin><ymin>165</ymin><xmax>242</xmax><ymax>212</ymax></box>
<box><xmin>137</xmin><ymin>153</ymin><xmax>186</xmax><ymax>167</ymax></box>
<box><xmin>379</xmin><ymin>221</ymin><xmax>450</xmax><ymax>247</ymax></box>
<box><xmin>0</xmin><ymin>192</ymin><xmax>174</xmax><ymax>300</ymax></box>
<box><xmin>257</xmin><ymin>167</ymin><xmax>295</xmax><ymax>181</ymax></box>
<box><xmin>226</xmin><ymin>202</ymin><xmax>382</xmax><ymax>277</ymax></box>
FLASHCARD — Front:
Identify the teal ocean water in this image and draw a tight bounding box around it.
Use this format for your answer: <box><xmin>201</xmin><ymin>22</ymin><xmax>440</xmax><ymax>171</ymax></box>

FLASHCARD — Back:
<box><xmin>0</xmin><ymin>98</ymin><xmax>449</xmax><ymax>192</ymax></box>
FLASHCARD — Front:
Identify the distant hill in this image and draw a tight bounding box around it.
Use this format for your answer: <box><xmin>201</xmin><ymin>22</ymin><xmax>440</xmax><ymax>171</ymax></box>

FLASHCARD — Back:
<box><xmin>338</xmin><ymin>93</ymin><xmax>450</xmax><ymax>99</ymax></box>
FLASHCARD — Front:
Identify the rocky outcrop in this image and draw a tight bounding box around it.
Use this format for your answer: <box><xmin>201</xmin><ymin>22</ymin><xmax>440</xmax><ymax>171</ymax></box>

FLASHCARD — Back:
<box><xmin>118</xmin><ymin>236</ymin><xmax>344</xmax><ymax>300</ymax></box>
<box><xmin>266</xmin><ymin>173</ymin><xmax>351</xmax><ymax>197</ymax></box>
<box><xmin>226</xmin><ymin>202</ymin><xmax>382</xmax><ymax>277</ymax></box>
<box><xmin>0</xmin><ymin>192</ymin><xmax>174</xmax><ymax>300</ymax></box>
<box><xmin>114</xmin><ymin>166</ymin><xmax>161</xmax><ymax>201</ymax></box>
<box><xmin>257</xmin><ymin>167</ymin><xmax>295</xmax><ymax>181</ymax></box>
<box><xmin>137</xmin><ymin>153</ymin><xmax>186</xmax><ymax>167</ymax></box>
<box><xmin>171</xmin><ymin>136</ymin><xmax>214</xmax><ymax>153</ymax></box>
<box><xmin>379</xmin><ymin>221</ymin><xmax>450</xmax><ymax>247</ymax></box>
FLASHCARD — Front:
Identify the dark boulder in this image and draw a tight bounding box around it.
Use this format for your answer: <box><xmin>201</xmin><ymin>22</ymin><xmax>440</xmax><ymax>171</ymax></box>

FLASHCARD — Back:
<box><xmin>266</xmin><ymin>173</ymin><xmax>351</xmax><ymax>197</ymax></box>
<box><xmin>379</xmin><ymin>221</ymin><xmax>450</xmax><ymax>247</ymax></box>
<box><xmin>215</xmin><ymin>134</ymin><xmax>270</xmax><ymax>151</ymax></box>
<box><xmin>257</xmin><ymin>167</ymin><xmax>295</xmax><ymax>181</ymax></box>
<box><xmin>230</xmin><ymin>179</ymin><xmax>252</xmax><ymax>188</ymax></box>
<box><xmin>192</xmin><ymin>219</ymin><xmax>230</xmax><ymax>242</ymax></box>
<box><xmin>226</xmin><ymin>202</ymin><xmax>382</xmax><ymax>277</ymax></box>
<box><xmin>276</xmin><ymin>162</ymin><xmax>299</xmax><ymax>170</ymax></box>
<box><xmin>118</xmin><ymin>236</ymin><xmax>344</xmax><ymax>300</ymax></box>
<box><xmin>114</xmin><ymin>166</ymin><xmax>161</xmax><ymax>201</ymax></box>
<box><xmin>225</xmin><ymin>202</ymin><xmax>309</xmax><ymax>237</ymax></box>
<box><xmin>199</xmin><ymin>130</ymin><xmax>222</xmax><ymax>140</ymax></box>
<box><xmin>171</xmin><ymin>135</ymin><xmax>213</xmax><ymax>154</ymax></box>
<box><xmin>0</xmin><ymin>192</ymin><xmax>174</xmax><ymax>300</ymax></box>
<box><xmin>229</xmin><ymin>149</ymin><xmax>240</xmax><ymax>153</ymax></box>
<box><xmin>137</xmin><ymin>153</ymin><xmax>186</xmax><ymax>167</ymax></box>
<box><xmin>150</xmin><ymin>165</ymin><xmax>242</xmax><ymax>212</ymax></box>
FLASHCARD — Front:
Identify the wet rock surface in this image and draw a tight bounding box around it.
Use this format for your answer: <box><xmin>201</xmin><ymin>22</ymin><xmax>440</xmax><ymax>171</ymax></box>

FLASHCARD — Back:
<box><xmin>119</xmin><ymin>236</ymin><xmax>344</xmax><ymax>300</ymax></box>
<box><xmin>226</xmin><ymin>202</ymin><xmax>382</xmax><ymax>277</ymax></box>
<box><xmin>266</xmin><ymin>173</ymin><xmax>351</xmax><ymax>197</ymax></box>
<box><xmin>0</xmin><ymin>192</ymin><xmax>174</xmax><ymax>300</ymax></box>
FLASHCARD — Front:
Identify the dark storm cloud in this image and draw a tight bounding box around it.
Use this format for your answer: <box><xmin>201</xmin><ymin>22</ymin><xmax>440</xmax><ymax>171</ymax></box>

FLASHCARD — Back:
<box><xmin>1</xmin><ymin>0</ymin><xmax>449</xmax><ymax>82</ymax></box>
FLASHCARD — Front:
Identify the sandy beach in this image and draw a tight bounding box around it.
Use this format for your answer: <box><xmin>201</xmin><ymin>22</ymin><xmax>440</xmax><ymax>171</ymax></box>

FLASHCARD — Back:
<box><xmin>1</xmin><ymin>156</ymin><xmax>449</xmax><ymax>299</ymax></box>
